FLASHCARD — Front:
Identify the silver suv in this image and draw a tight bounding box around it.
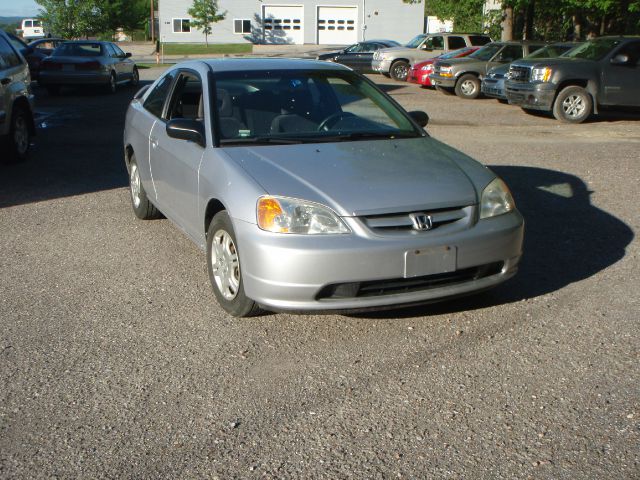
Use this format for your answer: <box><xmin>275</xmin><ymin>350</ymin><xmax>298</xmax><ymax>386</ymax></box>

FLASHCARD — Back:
<box><xmin>0</xmin><ymin>29</ymin><xmax>35</xmax><ymax>162</ymax></box>
<box><xmin>373</xmin><ymin>33</ymin><xmax>492</xmax><ymax>81</ymax></box>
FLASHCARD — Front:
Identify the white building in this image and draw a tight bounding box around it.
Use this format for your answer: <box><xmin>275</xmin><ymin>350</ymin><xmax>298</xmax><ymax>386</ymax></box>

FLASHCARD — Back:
<box><xmin>158</xmin><ymin>0</ymin><xmax>425</xmax><ymax>45</ymax></box>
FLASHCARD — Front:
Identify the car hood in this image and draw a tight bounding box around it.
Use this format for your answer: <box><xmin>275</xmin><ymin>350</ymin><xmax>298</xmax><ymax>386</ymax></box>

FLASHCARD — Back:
<box><xmin>378</xmin><ymin>46</ymin><xmax>417</xmax><ymax>56</ymax></box>
<box><xmin>223</xmin><ymin>137</ymin><xmax>480</xmax><ymax>216</ymax></box>
<box><xmin>511</xmin><ymin>57</ymin><xmax>595</xmax><ymax>68</ymax></box>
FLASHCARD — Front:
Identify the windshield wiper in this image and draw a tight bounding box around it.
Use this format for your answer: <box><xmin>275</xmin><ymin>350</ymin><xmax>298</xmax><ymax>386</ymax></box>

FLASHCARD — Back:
<box><xmin>220</xmin><ymin>136</ymin><xmax>305</xmax><ymax>145</ymax></box>
<box><xmin>328</xmin><ymin>131</ymin><xmax>419</xmax><ymax>141</ymax></box>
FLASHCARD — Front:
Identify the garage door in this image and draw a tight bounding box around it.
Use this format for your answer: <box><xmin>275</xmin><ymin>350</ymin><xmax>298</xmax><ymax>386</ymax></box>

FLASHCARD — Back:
<box><xmin>263</xmin><ymin>5</ymin><xmax>304</xmax><ymax>45</ymax></box>
<box><xmin>317</xmin><ymin>6</ymin><xmax>358</xmax><ymax>45</ymax></box>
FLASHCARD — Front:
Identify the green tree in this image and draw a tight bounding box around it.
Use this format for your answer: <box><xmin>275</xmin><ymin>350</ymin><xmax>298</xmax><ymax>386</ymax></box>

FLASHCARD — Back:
<box><xmin>102</xmin><ymin>0</ymin><xmax>148</xmax><ymax>34</ymax></box>
<box><xmin>36</xmin><ymin>0</ymin><xmax>107</xmax><ymax>38</ymax></box>
<box><xmin>187</xmin><ymin>0</ymin><xmax>226</xmax><ymax>46</ymax></box>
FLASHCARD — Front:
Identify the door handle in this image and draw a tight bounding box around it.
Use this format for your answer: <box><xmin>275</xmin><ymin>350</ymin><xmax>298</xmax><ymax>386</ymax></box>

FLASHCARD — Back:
<box><xmin>150</xmin><ymin>136</ymin><xmax>158</xmax><ymax>149</ymax></box>
<box><xmin>0</xmin><ymin>78</ymin><xmax>10</xmax><ymax>86</ymax></box>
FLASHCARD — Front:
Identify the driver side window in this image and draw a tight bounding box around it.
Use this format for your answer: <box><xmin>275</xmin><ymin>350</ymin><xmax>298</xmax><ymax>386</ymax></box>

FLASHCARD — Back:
<box><xmin>143</xmin><ymin>71</ymin><xmax>177</xmax><ymax>118</ymax></box>
<box><xmin>426</xmin><ymin>36</ymin><xmax>444</xmax><ymax>50</ymax></box>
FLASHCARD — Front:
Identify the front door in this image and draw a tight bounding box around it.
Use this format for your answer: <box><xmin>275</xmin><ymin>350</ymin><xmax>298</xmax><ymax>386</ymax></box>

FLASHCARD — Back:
<box><xmin>150</xmin><ymin>70</ymin><xmax>206</xmax><ymax>238</ymax></box>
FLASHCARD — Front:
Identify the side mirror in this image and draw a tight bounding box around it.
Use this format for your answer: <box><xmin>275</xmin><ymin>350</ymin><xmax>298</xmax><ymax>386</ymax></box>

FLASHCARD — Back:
<box><xmin>125</xmin><ymin>52</ymin><xmax>132</xmax><ymax>58</ymax></box>
<box><xmin>611</xmin><ymin>53</ymin><xmax>629</xmax><ymax>65</ymax></box>
<box><xmin>409</xmin><ymin>110</ymin><xmax>429</xmax><ymax>127</ymax></box>
<box><xmin>166</xmin><ymin>119</ymin><xmax>206</xmax><ymax>147</ymax></box>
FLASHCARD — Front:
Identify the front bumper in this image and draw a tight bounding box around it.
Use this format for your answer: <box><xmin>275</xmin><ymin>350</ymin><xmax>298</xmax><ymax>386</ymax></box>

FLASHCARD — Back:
<box><xmin>234</xmin><ymin>211</ymin><xmax>524</xmax><ymax>311</ymax></box>
<box><xmin>429</xmin><ymin>74</ymin><xmax>455</xmax><ymax>88</ymax></box>
<box><xmin>505</xmin><ymin>81</ymin><xmax>556</xmax><ymax>110</ymax></box>
<box><xmin>39</xmin><ymin>71</ymin><xmax>111</xmax><ymax>86</ymax></box>
<box><xmin>481</xmin><ymin>77</ymin><xmax>506</xmax><ymax>99</ymax></box>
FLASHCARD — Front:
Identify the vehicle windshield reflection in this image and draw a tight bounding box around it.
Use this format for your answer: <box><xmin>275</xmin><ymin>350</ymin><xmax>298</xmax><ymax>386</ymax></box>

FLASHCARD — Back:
<box><xmin>213</xmin><ymin>69</ymin><xmax>422</xmax><ymax>145</ymax></box>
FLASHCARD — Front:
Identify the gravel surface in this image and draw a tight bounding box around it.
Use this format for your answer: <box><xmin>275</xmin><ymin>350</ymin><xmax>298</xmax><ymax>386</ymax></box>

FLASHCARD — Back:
<box><xmin>1</xmin><ymin>68</ymin><xmax>638</xmax><ymax>479</ymax></box>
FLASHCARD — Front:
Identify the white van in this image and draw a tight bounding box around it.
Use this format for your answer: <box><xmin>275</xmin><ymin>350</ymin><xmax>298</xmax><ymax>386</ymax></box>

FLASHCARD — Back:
<box><xmin>18</xmin><ymin>19</ymin><xmax>47</xmax><ymax>41</ymax></box>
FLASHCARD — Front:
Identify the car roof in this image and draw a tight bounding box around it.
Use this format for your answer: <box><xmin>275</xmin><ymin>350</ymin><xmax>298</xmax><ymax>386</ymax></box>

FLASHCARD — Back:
<box><xmin>60</xmin><ymin>40</ymin><xmax>109</xmax><ymax>45</ymax></box>
<box><xmin>196</xmin><ymin>58</ymin><xmax>351</xmax><ymax>73</ymax></box>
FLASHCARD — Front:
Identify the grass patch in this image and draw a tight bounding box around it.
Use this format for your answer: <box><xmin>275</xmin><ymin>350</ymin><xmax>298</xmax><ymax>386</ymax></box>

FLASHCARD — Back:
<box><xmin>137</xmin><ymin>63</ymin><xmax>174</xmax><ymax>69</ymax></box>
<box><xmin>162</xmin><ymin>43</ymin><xmax>252</xmax><ymax>55</ymax></box>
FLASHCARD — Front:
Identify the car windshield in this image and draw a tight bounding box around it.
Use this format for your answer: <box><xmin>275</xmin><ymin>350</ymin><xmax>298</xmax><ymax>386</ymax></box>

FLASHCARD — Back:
<box><xmin>563</xmin><ymin>38</ymin><xmax>622</xmax><ymax>60</ymax></box>
<box><xmin>439</xmin><ymin>47</ymin><xmax>474</xmax><ymax>60</ymax></box>
<box><xmin>213</xmin><ymin>69</ymin><xmax>422</xmax><ymax>145</ymax></box>
<box><xmin>469</xmin><ymin>43</ymin><xmax>502</xmax><ymax>61</ymax></box>
<box><xmin>405</xmin><ymin>35</ymin><xmax>426</xmax><ymax>49</ymax></box>
<box><xmin>526</xmin><ymin>44</ymin><xmax>574</xmax><ymax>59</ymax></box>
<box><xmin>53</xmin><ymin>43</ymin><xmax>103</xmax><ymax>57</ymax></box>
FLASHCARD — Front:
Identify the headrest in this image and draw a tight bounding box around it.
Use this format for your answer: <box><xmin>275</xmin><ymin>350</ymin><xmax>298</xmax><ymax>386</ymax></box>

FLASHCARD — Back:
<box><xmin>216</xmin><ymin>89</ymin><xmax>233</xmax><ymax>117</ymax></box>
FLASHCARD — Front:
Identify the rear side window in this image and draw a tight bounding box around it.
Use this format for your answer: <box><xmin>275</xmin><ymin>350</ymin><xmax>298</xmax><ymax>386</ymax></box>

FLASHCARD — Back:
<box><xmin>469</xmin><ymin>35</ymin><xmax>491</xmax><ymax>46</ymax></box>
<box><xmin>0</xmin><ymin>37</ymin><xmax>22</xmax><ymax>69</ymax></box>
<box><xmin>448</xmin><ymin>36</ymin><xmax>467</xmax><ymax>50</ymax></box>
<box><xmin>144</xmin><ymin>71</ymin><xmax>177</xmax><ymax>118</ymax></box>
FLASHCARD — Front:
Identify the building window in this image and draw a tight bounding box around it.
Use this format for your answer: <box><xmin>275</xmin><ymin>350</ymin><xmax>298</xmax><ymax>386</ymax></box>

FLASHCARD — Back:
<box><xmin>173</xmin><ymin>18</ymin><xmax>191</xmax><ymax>33</ymax></box>
<box><xmin>234</xmin><ymin>19</ymin><xmax>251</xmax><ymax>34</ymax></box>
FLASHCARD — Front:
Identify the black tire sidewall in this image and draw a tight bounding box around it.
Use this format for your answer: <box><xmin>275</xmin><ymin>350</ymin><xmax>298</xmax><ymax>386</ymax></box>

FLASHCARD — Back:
<box><xmin>553</xmin><ymin>86</ymin><xmax>592</xmax><ymax>123</ymax></box>
<box><xmin>8</xmin><ymin>106</ymin><xmax>30</xmax><ymax>162</ymax></box>
<box><xmin>128</xmin><ymin>154</ymin><xmax>159</xmax><ymax>219</ymax></box>
<box><xmin>206</xmin><ymin>211</ymin><xmax>258</xmax><ymax>317</ymax></box>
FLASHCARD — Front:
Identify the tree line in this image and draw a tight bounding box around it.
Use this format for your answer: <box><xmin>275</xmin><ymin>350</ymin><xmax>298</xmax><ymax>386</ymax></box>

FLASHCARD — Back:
<box><xmin>406</xmin><ymin>0</ymin><xmax>640</xmax><ymax>40</ymax></box>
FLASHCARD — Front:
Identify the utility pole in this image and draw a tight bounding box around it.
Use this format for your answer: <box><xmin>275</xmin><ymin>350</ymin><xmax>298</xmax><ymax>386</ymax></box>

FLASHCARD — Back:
<box><xmin>150</xmin><ymin>0</ymin><xmax>155</xmax><ymax>42</ymax></box>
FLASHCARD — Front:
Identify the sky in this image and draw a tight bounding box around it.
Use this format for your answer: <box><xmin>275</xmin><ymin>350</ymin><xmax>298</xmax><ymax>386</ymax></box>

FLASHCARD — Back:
<box><xmin>0</xmin><ymin>0</ymin><xmax>39</xmax><ymax>17</ymax></box>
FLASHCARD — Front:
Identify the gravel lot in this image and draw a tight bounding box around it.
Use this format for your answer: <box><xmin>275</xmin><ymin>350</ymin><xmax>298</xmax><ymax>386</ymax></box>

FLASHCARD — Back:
<box><xmin>1</xmin><ymin>67</ymin><xmax>638</xmax><ymax>479</ymax></box>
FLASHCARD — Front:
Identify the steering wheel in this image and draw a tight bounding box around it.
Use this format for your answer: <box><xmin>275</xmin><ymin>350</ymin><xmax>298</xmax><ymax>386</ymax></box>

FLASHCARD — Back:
<box><xmin>317</xmin><ymin>112</ymin><xmax>356</xmax><ymax>132</ymax></box>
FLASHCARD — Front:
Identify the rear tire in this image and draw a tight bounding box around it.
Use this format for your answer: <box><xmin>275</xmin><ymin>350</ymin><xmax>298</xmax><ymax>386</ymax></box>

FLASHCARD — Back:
<box><xmin>552</xmin><ymin>86</ymin><xmax>592</xmax><ymax>123</ymax></box>
<box><xmin>128</xmin><ymin>154</ymin><xmax>161</xmax><ymax>220</ymax></box>
<box><xmin>206</xmin><ymin>211</ymin><xmax>263</xmax><ymax>317</ymax></box>
<box><xmin>6</xmin><ymin>104</ymin><xmax>31</xmax><ymax>162</ymax></box>
<box><xmin>390</xmin><ymin>60</ymin><xmax>409</xmax><ymax>81</ymax></box>
<box><xmin>455</xmin><ymin>74</ymin><xmax>481</xmax><ymax>99</ymax></box>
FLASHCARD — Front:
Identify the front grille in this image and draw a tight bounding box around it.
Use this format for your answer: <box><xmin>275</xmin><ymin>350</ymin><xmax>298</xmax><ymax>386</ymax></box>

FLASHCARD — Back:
<box><xmin>509</xmin><ymin>65</ymin><xmax>531</xmax><ymax>82</ymax></box>
<box><xmin>316</xmin><ymin>262</ymin><xmax>504</xmax><ymax>300</ymax></box>
<box><xmin>361</xmin><ymin>206</ymin><xmax>472</xmax><ymax>234</ymax></box>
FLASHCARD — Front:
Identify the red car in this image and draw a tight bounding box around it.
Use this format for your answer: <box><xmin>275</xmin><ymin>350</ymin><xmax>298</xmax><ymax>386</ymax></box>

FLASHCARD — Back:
<box><xmin>408</xmin><ymin>46</ymin><xmax>480</xmax><ymax>86</ymax></box>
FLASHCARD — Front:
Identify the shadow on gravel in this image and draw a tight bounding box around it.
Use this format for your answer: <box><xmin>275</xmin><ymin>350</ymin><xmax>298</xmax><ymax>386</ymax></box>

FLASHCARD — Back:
<box><xmin>0</xmin><ymin>82</ymin><xmax>151</xmax><ymax>209</ymax></box>
<box><xmin>354</xmin><ymin>166</ymin><xmax>634</xmax><ymax>319</ymax></box>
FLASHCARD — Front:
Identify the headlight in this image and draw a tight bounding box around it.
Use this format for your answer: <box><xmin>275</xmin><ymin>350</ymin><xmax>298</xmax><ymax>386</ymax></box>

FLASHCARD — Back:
<box><xmin>480</xmin><ymin>178</ymin><xmax>515</xmax><ymax>219</ymax></box>
<box><xmin>531</xmin><ymin>66</ymin><xmax>552</xmax><ymax>82</ymax></box>
<box><xmin>438</xmin><ymin>65</ymin><xmax>453</xmax><ymax>77</ymax></box>
<box><xmin>257</xmin><ymin>196</ymin><xmax>350</xmax><ymax>235</ymax></box>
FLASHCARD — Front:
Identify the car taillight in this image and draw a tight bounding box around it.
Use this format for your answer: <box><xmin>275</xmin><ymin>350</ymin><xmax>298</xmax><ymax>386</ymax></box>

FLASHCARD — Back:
<box><xmin>76</xmin><ymin>61</ymin><xmax>101</xmax><ymax>71</ymax></box>
<box><xmin>42</xmin><ymin>62</ymin><xmax>62</xmax><ymax>70</ymax></box>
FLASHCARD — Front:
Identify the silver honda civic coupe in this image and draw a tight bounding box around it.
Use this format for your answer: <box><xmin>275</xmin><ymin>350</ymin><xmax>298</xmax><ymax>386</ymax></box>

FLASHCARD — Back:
<box><xmin>123</xmin><ymin>59</ymin><xmax>523</xmax><ymax>316</ymax></box>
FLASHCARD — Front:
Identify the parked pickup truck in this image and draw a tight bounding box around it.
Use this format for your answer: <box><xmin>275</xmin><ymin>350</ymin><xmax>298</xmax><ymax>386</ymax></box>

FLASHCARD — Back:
<box><xmin>505</xmin><ymin>36</ymin><xmax>640</xmax><ymax>123</ymax></box>
<box><xmin>430</xmin><ymin>41</ymin><xmax>546</xmax><ymax>99</ymax></box>
<box><xmin>372</xmin><ymin>33</ymin><xmax>491</xmax><ymax>81</ymax></box>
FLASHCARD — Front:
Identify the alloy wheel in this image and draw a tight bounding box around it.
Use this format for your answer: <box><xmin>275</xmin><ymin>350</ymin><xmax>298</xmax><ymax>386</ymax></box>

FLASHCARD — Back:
<box><xmin>562</xmin><ymin>94</ymin><xmax>586</xmax><ymax>119</ymax></box>
<box><xmin>130</xmin><ymin>163</ymin><xmax>141</xmax><ymax>208</ymax></box>
<box><xmin>210</xmin><ymin>230</ymin><xmax>240</xmax><ymax>301</ymax></box>
<box><xmin>460</xmin><ymin>79</ymin><xmax>477</xmax><ymax>97</ymax></box>
<box><xmin>13</xmin><ymin>113</ymin><xmax>29</xmax><ymax>156</ymax></box>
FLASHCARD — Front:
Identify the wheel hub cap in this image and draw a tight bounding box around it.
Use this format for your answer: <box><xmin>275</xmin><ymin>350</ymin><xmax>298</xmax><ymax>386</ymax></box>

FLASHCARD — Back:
<box><xmin>130</xmin><ymin>164</ymin><xmax>141</xmax><ymax>208</ymax></box>
<box><xmin>14</xmin><ymin>116</ymin><xmax>29</xmax><ymax>154</ymax></box>
<box><xmin>211</xmin><ymin>230</ymin><xmax>240</xmax><ymax>300</ymax></box>
<box><xmin>563</xmin><ymin>95</ymin><xmax>585</xmax><ymax>118</ymax></box>
<box><xmin>461</xmin><ymin>80</ymin><xmax>476</xmax><ymax>96</ymax></box>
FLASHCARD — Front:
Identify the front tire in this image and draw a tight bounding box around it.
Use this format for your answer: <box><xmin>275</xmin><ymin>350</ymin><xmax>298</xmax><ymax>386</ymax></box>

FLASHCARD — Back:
<box><xmin>390</xmin><ymin>60</ymin><xmax>409</xmax><ymax>81</ymax></box>
<box><xmin>206</xmin><ymin>211</ymin><xmax>262</xmax><ymax>317</ymax></box>
<box><xmin>129</xmin><ymin>154</ymin><xmax>161</xmax><ymax>220</ymax></box>
<box><xmin>552</xmin><ymin>86</ymin><xmax>592</xmax><ymax>123</ymax></box>
<box><xmin>455</xmin><ymin>74</ymin><xmax>481</xmax><ymax>99</ymax></box>
<box><xmin>129</xmin><ymin>67</ymin><xmax>139</xmax><ymax>87</ymax></box>
<box><xmin>106</xmin><ymin>72</ymin><xmax>117</xmax><ymax>94</ymax></box>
